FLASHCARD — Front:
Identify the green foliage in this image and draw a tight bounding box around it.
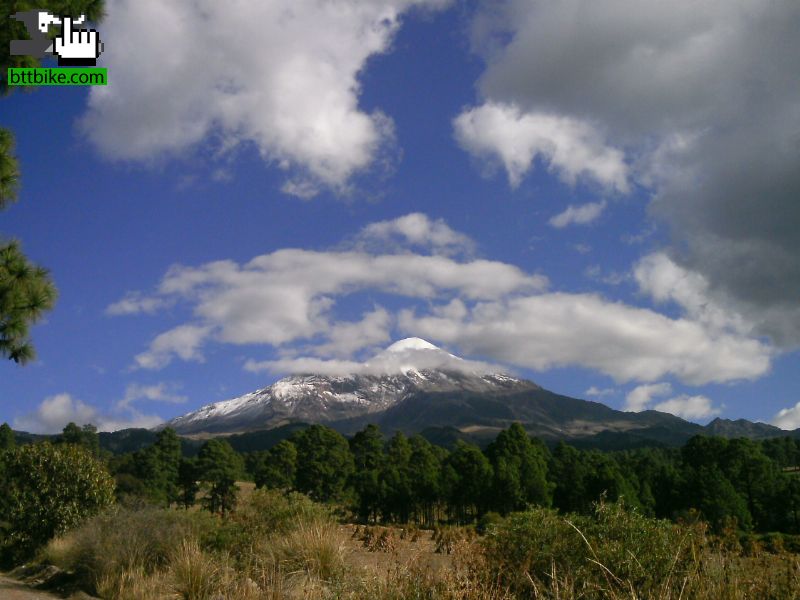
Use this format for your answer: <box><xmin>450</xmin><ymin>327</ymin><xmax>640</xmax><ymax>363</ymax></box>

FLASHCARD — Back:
<box><xmin>43</xmin><ymin>505</ymin><xmax>217</xmax><ymax>595</ymax></box>
<box><xmin>110</xmin><ymin>427</ymin><xmax>184</xmax><ymax>506</ymax></box>
<box><xmin>207</xmin><ymin>488</ymin><xmax>330</xmax><ymax>559</ymax></box>
<box><xmin>197</xmin><ymin>438</ymin><xmax>243</xmax><ymax>516</ymax></box>
<box><xmin>483</xmin><ymin>501</ymin><xmax>706</xmax><ymax>597</ymax></box>
<box><xmin>485</xmin><ymin>423</ymin><xmax>552</xmax><ymax>513</ymax></box>
<box><xmin>442</xmin><ymin>440</ymin><xmax>493</xmax><ymax>523</ymax></box>
<box><xmin>1</xmin><ymin>1</ymin><xmax>105</xmax><ymax>360</ymax></box>
<box><xmin>0</xmin><ymin>422</ymin><xmax>15</xmax><ymax>451</ymax></box>
<box><xmin>252</xmin><ymin>439</ymin><xmax>297</xmax><ymax>491</ymax></box>
<box><xmin>0</xmin><ymin>441</ymin><xmax>115</xmax><ymax>562</ymax></box>
<box><xmin>58</xmin><ymin>422</ymin><xmax>100</xmax><ymax>456</ymax></box>
<box><xmin>349</xmin><ymin>424</ymin><xmax>384</xmax><ymax>522</ymax></box>
<box><xmin>292</xmin><ymin>424</ymin><xmax>354</xmax><ymax>502</ymax></box>
<box><xmin>0</xmin><ymin>240</ymin><xmax>57</xmax><ymax>363</ymax></box>
<box><xmin>0</xmin><ymin>129</ymin><xmax>19</xmax><ymax>209</ymax></box>
<box><xmin>178</xmin><ymin>457</ymin><xmax>200</xmax><ymax>509</ymax></box>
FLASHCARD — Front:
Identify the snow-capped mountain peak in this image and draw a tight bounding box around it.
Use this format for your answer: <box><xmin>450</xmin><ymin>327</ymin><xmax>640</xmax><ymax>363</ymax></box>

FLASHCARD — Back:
<box><xmin>384</xmin><ymin>337</ymin><xmax>441</xmax><ymax>353</ymax></box>
<box><xmin>162</xmin><ymin>339</ymin><xmax>534</xmax><ymax>435</ymax></box>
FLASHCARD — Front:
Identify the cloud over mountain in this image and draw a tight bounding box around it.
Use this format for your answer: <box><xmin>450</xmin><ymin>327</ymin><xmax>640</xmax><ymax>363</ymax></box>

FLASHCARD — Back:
<box><xmin>110</xmin><ymin>214</ymin><xmax>772</xmax><ymax>385</ymax></box>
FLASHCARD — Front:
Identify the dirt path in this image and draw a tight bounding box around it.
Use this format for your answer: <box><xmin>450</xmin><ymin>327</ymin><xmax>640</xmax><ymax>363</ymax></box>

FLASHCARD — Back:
<box><xmin>0</xmin><ymin>574</ymin><xmax>62</xmax><ymax>599</ymax></box>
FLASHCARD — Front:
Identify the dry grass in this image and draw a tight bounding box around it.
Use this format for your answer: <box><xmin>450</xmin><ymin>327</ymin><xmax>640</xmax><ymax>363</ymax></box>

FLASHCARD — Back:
<box><xmin>37</xmin><ymin>491</ymin><xmax>800</xmax><ymax>600</ymax></box>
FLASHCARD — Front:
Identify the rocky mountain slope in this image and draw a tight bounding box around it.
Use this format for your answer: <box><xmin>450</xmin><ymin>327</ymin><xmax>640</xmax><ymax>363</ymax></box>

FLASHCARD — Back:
<box><xmin>164</xmin><ymin>338</ymin><xmax>537</xmax><ymax>435</ymax></box>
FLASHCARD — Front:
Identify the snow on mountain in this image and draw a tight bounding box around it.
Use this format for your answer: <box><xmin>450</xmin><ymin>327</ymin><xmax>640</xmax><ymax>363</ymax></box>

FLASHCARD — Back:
<box><xmin>163</xmin><ymin>338</ymin><xmax>533</xmax><ymax>435</ymax></box>
<box><xmin>384</xmin><ymin>337</ymin><xmax>440</xmax><ymax>352</ymax></box>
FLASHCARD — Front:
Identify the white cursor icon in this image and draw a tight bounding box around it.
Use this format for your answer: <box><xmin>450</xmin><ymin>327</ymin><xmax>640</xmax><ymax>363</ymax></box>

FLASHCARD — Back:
<box><xmin>53</xmin><ymin>15</ymin><xmax>103</xmax><ymax>66</ymax></box>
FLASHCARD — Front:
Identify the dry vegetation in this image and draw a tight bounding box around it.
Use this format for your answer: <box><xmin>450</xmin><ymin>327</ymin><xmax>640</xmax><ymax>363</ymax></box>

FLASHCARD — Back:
<box><xmin>36</xmin><ymin>488</ymin><xmax>800</xmax><ymax>599</ymax></box>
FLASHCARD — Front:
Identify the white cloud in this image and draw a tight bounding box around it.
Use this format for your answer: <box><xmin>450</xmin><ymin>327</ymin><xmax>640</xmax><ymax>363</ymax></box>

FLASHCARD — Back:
<box><xmin>453</xmin><ymin>102</ymin><xmax>628</xmax><ymax>191</ymax></box>
<box><xmin>773</xmin><ymin>402</ymin><xmax>800</xmax><ymax>431</ymax></box>
<box><xmin>399</xmin><ymin>293</ymin><xmax>772</xmax><ymax>385</ymax></box>
<box><xmin>82</xmin><ymin>0</ymin><xmax>450</xmax><ymax>193</ymax></box>
<box><xmin>549</xmin><ymin>201</ymin><xmax>607</xmax><ymax>228</ymax></box>
<box><xmin>113</xmin><ymin>226</ymin><xmax>545</xmax><ymax>370</ymax></box>
<box><xmin>355</xmin><ymin>213</ymin><xmax>476</xmax><ymax>256</ymax></box>
<box><xmin>634</xmin><ymin>252</ymin><xmax>751</xmax><ymax>335</ymax></box>
<box><xmin>653</xmin><ymin>394</ymin><xmax>720</xmax><ymax>421</ymax></box>
<box><xmin>112</xmin><ymin>214</ymin><xmax>773</xmax><ymax>385</ymax></box>
<box><xmin>308</xmin><ymin>308</ymin><xmax>393</xmax><ymax>358</ymax></box>
<box><xmin>465</xmin><ymin>0</ymin><xmax>800</xmax><ymax>347</ymax></box>
<box><xmin>624</xmin><ymin>382</ymin><xmax>672</xmax><ymax>412</ymax></box>
<box><xmin>134</xmin><ymin>325</ymin><xmax>211</xmax><ymax>370</ymax></box>
<box><xmin>106</xmin><ymin>292</ymin><xmax>169</xmax><ymax>316</ymax></box>
<box><xmin>14</xmin><ymin>393</ymin><xmax>163</xmax><ymax>434</ymax></box>
<box><xmin>116</xmin><ymin>383</ymin><xmax>187</xmax><ymax>411</ymax></box>
<box><xmin>246</xmin><ymin>339</ymin><xmax>502</xmax><ymax>377</ymax></box>
<box><xmin>625</xmin><ymin>383</ymin><xmax>720</xmax><ymax>420</ymax></box>
<box><xmin>585</xmin><ymin>386</ymin><xmax>615</xmax><ymax>398</ymax></box>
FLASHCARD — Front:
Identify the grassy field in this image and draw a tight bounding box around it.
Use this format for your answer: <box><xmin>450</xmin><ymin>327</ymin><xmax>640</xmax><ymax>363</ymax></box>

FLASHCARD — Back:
<box><xmin>34</xmin><ymin>485</ymin><xmax>800</xmax><ymax>599</ymax></box>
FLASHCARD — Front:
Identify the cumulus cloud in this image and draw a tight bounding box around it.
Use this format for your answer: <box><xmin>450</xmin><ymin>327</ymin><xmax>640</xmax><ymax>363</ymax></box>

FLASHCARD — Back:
<box><xmin>549</xmin><ymin>201</ymin><xmax>607</xmax><ymax>228</ymax></box>
<box><xmin>773</xmin><ymin>402</ymin><xmax>800</xmax><ymax>431</ymax></box>
<box><xmin>653</xmin><ymin>394</ymin><xmax>720</xmax><ymax>421</ymax></box>
<box><xmin>463</xmin><ymin>0</ymin><xmax>800</xmax><ymax>345</ymax></box>
<box><xmin>106</xmin><ymin>292</ymin><xmax>170</xmax><ymax>316</ymax></box>
<box><xmin>454</xmin><ymin>102</ymin><xmax>628</xmax><ymax>191</ymax></box>
<box><xmin>634</xmin><ymin>253</ymin><xmax>752</xmax><ymax>336</ymax></box>
<box><xmin>246</xmin><ymin>339</ymin><xmax>502</xmax><ymax>377</ymax></box>
<box><xmin>355</xmin><ymin>213</ymin><xmax>476</xmax><ymax>256</ymax></box>
<box><xmin>307</xmin><ymin>308</ymin><xmax>393</xmax><ymax>358</ymax></box>
<box><xmin>585</xmin><ymin>386</ymin><xmax>615</xmax><ymax>398</ymax></box>
<box><xmin>81</xmin><ymin>0</ymin><xmax>449</xmax><ymax>193</ymax></box>
<box><xmin>111</xmin><ymin>214</ymin><xmax>773</xmax><ymax>384</ymax></box>
<box><xmin>14</xmin><ymin>393</ymin><xmax>163</xmax><ymax>434</ymax></box>
<box><xmin>399</xmin><ymin>293</ymin><xmax>771</xmax><ymax>385</ymax></box>
<box><xmin>624</xmin><ymin>383</ymin><xmax>720</xmax><ymax>419</ymax></box>
<box><xmin>113</xmin><ymin>219</ymin><xmax>545</xmax><ymax>370</ymax></box>
<box><xmin>135</xmin><ymin>325</ymin><xmax>211</xmax><ymax>370</ymax></box>
<box><xmin>624</xmin><ymin>382</ymin><xmax>672</xmax><ymax>412</ymax></box>
<box><xmin>116</xmin><ymin>383</ymin><xmax>187</xmax><ymax>412</ymax></box>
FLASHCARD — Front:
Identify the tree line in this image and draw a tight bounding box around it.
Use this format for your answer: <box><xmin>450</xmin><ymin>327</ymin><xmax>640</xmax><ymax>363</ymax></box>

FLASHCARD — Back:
<box><xmin>3</xmin><ymin>420</ymin><xmax>800</xmax><ymax>537</ymax></box>
<box><xmin>99</xmin><ymin>422</ymin><xmax>800</xmax><ymax>534</ymax></box>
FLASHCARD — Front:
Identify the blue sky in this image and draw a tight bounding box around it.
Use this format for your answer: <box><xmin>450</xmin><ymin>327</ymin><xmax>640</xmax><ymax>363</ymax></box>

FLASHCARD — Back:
<box><xmin>4</xmin><ymin>0</ymin><xmax>800</xmax><ymax>433</ymax></box>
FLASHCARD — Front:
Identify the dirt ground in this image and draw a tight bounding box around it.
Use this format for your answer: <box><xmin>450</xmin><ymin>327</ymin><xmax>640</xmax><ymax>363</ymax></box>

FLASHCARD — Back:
<box><xmin>339</xmin><ymin>523</ymin><xmax>454</xmax><ymax>575</ymax></box>
<box><xmin>0</xmin><ymin>574</ymin><xmax>62</xmax><ymax>599</ymax></box>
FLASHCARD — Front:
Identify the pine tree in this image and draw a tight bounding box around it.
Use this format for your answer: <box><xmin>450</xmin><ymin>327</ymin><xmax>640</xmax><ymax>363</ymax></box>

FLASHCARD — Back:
<box><xmin>291</xmin><ymin>425</ymin><xmax>353</xmax><ymax>502</ymax></box>
<box><xmin>196</xmin><ymin>438</ymin><xmax>243</xmax><ymax>516</ymax></box>
<box><xmin>0</xmin><ymin>422</ymin><xmax>16</xmax><ymax>451</ymax></box>
<box><xmin>1</xmin><ymin>1</ymin><xmax>106</xmax><ymax>362</ymax></box>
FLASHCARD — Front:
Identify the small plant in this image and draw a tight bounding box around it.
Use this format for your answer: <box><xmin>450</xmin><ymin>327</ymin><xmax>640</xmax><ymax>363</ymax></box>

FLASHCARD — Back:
<box><xmin>168</xmin><ymin>538</ymin><xmax>220</xmax><ymax>600</ymax></box>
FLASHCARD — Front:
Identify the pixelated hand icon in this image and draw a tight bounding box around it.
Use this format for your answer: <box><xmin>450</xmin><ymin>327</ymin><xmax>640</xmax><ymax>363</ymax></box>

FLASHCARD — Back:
<box><xmin>53</xmin><ymin>16</ymin><xmax>103</xmax><ymax>66</ymax></box>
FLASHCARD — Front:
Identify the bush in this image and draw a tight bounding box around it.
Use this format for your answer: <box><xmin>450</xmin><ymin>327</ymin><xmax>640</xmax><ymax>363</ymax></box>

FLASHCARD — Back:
<box><xmin>207</xmin><ymin>488</ymin><xmax>330</xmax><ymax>559</ymax></box>
<box><xmin>482</xmin><ymin>501</ymin><xmax>706</xmax><ymax>597</ymax></box>
<box><xmin>476</xmin><ymin>511</ymin><xmax>504</xmax><ymax>535</ymax></box>
<box><xmin>43</xmin><ymin>506</ymin><xmax>217</xmax><ymax>594</ymax></box>
<box><xmin>1</xmin><ymin>442</ymin><xmax>115</xmax><ymax>563</ymax></box>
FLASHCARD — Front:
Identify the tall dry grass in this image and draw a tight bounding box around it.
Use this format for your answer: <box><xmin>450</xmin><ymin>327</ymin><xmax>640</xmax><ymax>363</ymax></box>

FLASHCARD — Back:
<box><xmin>40</xmin><ymin>491</ymin><xmax>800</xmax><ymax>600</ymax></box>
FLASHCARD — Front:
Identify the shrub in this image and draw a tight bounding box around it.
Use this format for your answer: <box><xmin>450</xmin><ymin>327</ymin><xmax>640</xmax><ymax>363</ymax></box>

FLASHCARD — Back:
<box><xmin>482</xmin><ymin>501</ymin><xmax>706</xmax><ymax>597</ymax></box>
<box><xmin>476</xmin><ymin>511</ymin><xmax>504</xmax><ymax>535</ymax></box>
<box><xmin>43</xmin><ymin>506</ymin><xmax>217</xmax><ymax>594</ymax></box>
<box><xmin>168</xmin><ymin>538</ymin><xmax>220</xmax><ymax>600</ymax></box>
<box><xmin>1</xmin><ymin>442</ymin><xmax>115</xmax><ymax>563</ymax></box>
<box><xmin>270</xmin><ymin>521</ymin><xmax>346</xmax><ymax>582</ymax></box>
<box><xmin>207</xmin><ymin>488</ymin><xmax>329</xmax><ymax>559</ymax></box>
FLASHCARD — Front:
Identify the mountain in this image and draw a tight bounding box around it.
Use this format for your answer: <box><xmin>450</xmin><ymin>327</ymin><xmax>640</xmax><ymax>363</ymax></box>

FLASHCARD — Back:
<box><xmin>162</xmin><ymin>338</ymin><xmax>709</xmax><ymax>446</ymax></box>
<box><xmin>164</xmin><ymin>338</ymin><xmax>538</xmax><ymax>435</ymax></box>
<box><xmin>703</xmin><ymin>418</ymin><xmax>787</xmax><ymax>439</ymax></box>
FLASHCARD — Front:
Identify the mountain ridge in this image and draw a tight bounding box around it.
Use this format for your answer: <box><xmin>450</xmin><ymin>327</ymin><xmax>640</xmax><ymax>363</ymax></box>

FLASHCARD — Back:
<box><xmin>157</xmin><ymin>338</ymin><xmax>795</xmax><ymax>447</ymax></box>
